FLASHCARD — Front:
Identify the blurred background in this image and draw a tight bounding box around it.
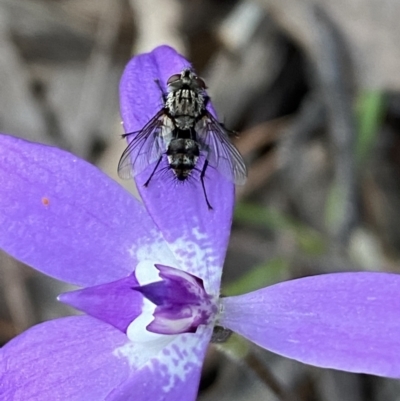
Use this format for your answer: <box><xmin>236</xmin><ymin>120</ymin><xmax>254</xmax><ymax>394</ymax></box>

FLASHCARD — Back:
<box><xmin>1</xmin><ymin>0</ymin><xmax>400</xmax><ymax>400</ymax></box>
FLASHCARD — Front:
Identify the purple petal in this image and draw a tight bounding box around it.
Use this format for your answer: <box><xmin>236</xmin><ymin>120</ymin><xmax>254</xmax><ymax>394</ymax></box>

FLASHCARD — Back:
<box><xmin>0</xmin><ymin>134</ymin><xmax>175</xmax><ymax>286</ymax></box>
<box><xmin>59</xmin><ymin>274</ymin><xmax>143</xmax><ymax>332</ymax></box>
<box><xmin>120</xmin><ymin>46</ymin><xmax>234</xmax><ymax>295</ymax></box>
<box><xmin>0</xmin><ymin>310</ymin><xmax>211</xmax><ymax>401</ymax></box>
<box><xmin>0</xmin><ymin>316</ymin><xmax>133</xmax><ymax>400</ymax></box>
<box><xmin>106</xmin><ymin>327</ymin><xmax>212</xmax><ymax>401</ymax></box>
<box><xmin>135</xmin><ymin>159</ymin><xmax>234</xmax><ymax>296</ymax></box>
<box><xmin>220</xmin><ymin>273</ymin><xmax>400</xmax><ymax>378</ymax></box>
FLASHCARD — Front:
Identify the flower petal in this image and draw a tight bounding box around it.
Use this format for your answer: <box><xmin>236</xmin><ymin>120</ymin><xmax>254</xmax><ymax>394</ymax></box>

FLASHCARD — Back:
<box><xmin>220</xmin><ymin>272</ymin><xmax>400</xmax><ymax>378</ymax></box>
<box><xmin>135</xmin><ymin>159</ymin><xmax>234</xmax><ymax>297</ymax></box>
<box><xmin>59</xmin><ymin>274</ymin><xmax>143</xmax><ymax>332</ymax></box>
<box><xmin>120</xmin><ymin>46</ymin><xmax>234</xmax><ymax>295</ymax></box>
<box><xmin>0</xmin><ymin>314</ymin><xmax>209</xmax><ymax>400</ymax></box>
<box><xmin>0</xmin><ymin>316</ymin><xmax>133</xmax><ymax>400</ymax></box>
<box><xmin>0</xmin><ymin>134</ymin><xmax>175</xmax><ymax>286</ymax></box>
<box><xmin>106</xmin><ymin>326</ymin><xmax>212</xmax><ymax>401</ymax></box>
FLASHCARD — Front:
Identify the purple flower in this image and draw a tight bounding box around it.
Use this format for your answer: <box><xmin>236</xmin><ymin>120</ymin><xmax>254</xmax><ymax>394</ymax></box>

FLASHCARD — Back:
<box><xmin>0</xmin><ymin>46</ymin><xmax>400</xmax><ymax>401</ymax></box>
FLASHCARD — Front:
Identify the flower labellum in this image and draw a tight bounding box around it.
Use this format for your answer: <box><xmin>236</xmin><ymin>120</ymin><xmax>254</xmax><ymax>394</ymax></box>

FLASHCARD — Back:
<box><xmin>133</xmin><ymin>264</ymin><xmax>216</xmax><ymax>335</ymax></box>
<box><xmin>1</xmin><ymin>47</ymin><xmax>400</xmax><ymax>401</ymax></box>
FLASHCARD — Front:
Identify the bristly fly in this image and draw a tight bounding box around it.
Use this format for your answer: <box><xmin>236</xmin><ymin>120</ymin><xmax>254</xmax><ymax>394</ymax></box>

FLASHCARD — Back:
<box><xmin>118</xmin><ymin>68</ymin><xmax>247</xmax><ymax>208</ymax></box>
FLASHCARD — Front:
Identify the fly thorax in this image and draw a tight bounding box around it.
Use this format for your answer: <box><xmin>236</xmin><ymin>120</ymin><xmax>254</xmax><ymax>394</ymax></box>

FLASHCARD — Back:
<box><xmin>166</xmin><ymin>89</ymin><xmax>205</xmax><ymax>130</ymax></box>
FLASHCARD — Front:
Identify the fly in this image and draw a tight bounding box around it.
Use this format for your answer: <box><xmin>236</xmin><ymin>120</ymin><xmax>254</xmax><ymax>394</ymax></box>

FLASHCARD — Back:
<box><xmin>118</xmin><ymin>68</ymin><xmax>247</xmax><ymax>208</ymax></box>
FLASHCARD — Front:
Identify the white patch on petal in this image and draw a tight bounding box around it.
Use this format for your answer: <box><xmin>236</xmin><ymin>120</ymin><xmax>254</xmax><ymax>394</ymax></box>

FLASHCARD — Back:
<box><xmin>127</xmin><ymin>298</ymin><xmax>159</xmax><ymax>342</ymax></box>
<box><xmin>191</xmin><ymin>226</ymin><xmax>209</xmax><ymax>241</ymax></box>
<box><xmin>150</xmin><ymin>325</ymin><xmax>211</xmax><ymax>393</ymax></box>
<box><xmin>135</xmin><ymin>234</ymin><xmax>177</xmax><ymax>266</ymax></box>
<box><xmin>167</xmin><ymin>228</ymin><xmax>221</xmax><ymax>295</ymax></box>
<box><xmin>113</xmin><ymin>335</ymin><xmax>175</xmax><ymax>370</ymax></box>
<box><xmin>128</xmin><ymin>231</ymin><xmax>176</xmax><ymax>264</ymax></box>
<box><xmin>115</xmin><ymin>298</ymin><xmax>178</xmax><ymax>370</ymax></box>
<box><xmin>129</xmin><ymin>234</ymin><xmax>178</xmax><ymax>285</ymax></box>
<box><xmin>114</xmin><ymin>327</ymin><xmax>211</xmax><ymax>392</ymax></box>
<box><xmin>128</xmin><ymin>225</ymin><xmax>222</xmax><ymax>295</ymax></box>
<box><xmin>135</xmin><ymin>261</ymin><xmax>161</xmax><ymax>285</ymax></box>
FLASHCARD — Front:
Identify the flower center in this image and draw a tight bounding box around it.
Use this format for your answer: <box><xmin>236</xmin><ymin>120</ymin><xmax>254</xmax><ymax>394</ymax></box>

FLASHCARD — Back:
<box><xmin>133</xmin><ymin>264</ymin><xmax>217</xmax><ymax>335</ymax></box>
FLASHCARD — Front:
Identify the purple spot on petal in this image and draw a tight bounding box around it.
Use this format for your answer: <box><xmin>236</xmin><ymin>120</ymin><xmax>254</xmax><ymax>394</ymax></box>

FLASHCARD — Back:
<box><xmin>172</xmin><ymin>344</ymin><xmax>184</xmax><ymax>360</ymax></box>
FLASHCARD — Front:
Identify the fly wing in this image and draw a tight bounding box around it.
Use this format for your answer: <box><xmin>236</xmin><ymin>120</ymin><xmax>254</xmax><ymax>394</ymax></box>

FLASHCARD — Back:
<box><xmin>118</xmin><ymin>110</ymin><xmax>171</xmax><ymax>179</ymax></box>
<box><xmin>198</xmin><ymin>114</ymin><xmax>247</xmax><ymax>185</ymax></box>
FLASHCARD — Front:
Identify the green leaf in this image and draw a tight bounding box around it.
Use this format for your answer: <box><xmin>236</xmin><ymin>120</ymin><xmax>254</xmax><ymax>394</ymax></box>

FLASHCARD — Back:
<box><xmin>234</xmin><ymin>203</ymin><xmax>325</xmax><ymax>255</ymax></box>
<box><xmin>223</xmin><ymin>257</ymin><xmax>289</xmax><ymax>296</ymax></box>
<box><xmin>356</xmin><ymin>90</ymin><xmax>386</xmax><ymax>165</ymax></box>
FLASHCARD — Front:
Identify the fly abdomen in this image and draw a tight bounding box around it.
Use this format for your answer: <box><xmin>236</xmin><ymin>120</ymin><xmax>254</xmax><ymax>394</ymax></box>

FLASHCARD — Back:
<box><xmin>167</xmin><ymin>138</ymin><xmax>200</xmax><ymax>180</ymax></box>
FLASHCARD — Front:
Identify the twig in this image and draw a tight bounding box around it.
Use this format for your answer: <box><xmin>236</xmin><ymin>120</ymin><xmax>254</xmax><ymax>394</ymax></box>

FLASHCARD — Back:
<box><xmin>0</xmin><ymin>7</ymin><xmax>48</xmax><ymax>143</ymax></box>
<box><xmin>0</xmin><ymin>251</ymin><xmax>36</xmax><ymax>334</ymax></box>
<box><xmin>243</xmin><ymin>349</ymin><xmax>298</xmax><ymax>401</ymax></box>
<box><xmin>217</xmin><ymin>336</ymin><xmax>297</xmax><ymax>401</ymax></box>
<box><xmin>71</xmin><ymin>0</ymin><xmax>122</xmax><ymax>157</ymax></box>
<box><xmin>255</xmin><ymin>0</ymin><xmax>358</xmax><ymax>244</ymax></box>
<box><xmin>129</xmin><ymin>0</ymin><xmax>186</xmax><ymax>54</ymax></box>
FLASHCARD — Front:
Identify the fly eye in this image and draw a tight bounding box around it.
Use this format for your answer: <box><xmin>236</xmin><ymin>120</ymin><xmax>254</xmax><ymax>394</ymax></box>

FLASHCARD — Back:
<box><xmin>195</xmin><ymin>78</ymin><xmax>207</xmax><ymax>89</ymax></box>
<box><xmin>167</xmin><ymin>74</ymin><xmax>181</xmax><ymax>85</ymax></box>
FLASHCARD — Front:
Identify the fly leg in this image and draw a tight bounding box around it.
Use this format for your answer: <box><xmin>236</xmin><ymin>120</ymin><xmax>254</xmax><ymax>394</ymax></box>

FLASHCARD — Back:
<box><xmin>144</xmin><ymin>156</ymin><xmax>163</xmax><ymax>187</ymax></box>
<box><xmin>200</xmin><ymin>159</ymin><xmax>213</xmax><ymax>210</ymax></box>
<box><xmin>154</xmin><ymin>79</ymin><xmax>167</xmax><ymax>103</ymax></box>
